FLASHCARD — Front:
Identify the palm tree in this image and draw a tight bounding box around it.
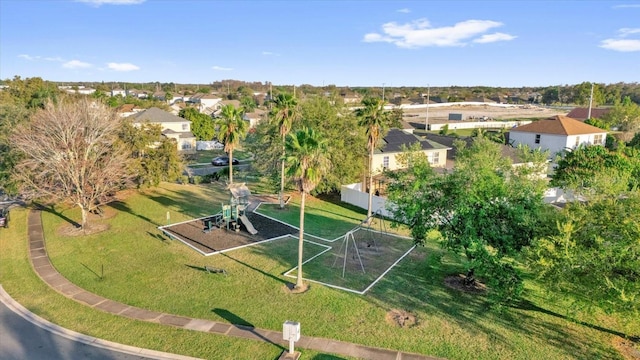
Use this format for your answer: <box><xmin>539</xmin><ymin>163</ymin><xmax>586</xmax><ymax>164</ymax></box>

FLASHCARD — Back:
<box><xmin>216</xmin><ymin>104</ymin><xmax>247</xmax><ymax>184</ymax></box>
<box><xmin>285</xmin><ymin>127</ymin><xmax>331</xmax><ymax>290</ymax></box>
<box><xmin>355</xmin><ymin>97</ymin><xmax>389</xmax><ymax>223</ymax></box>
<box><xmin>271</xmin><ymin>93</ymin><xmax>299</xmax><ymax>208</ymax></box>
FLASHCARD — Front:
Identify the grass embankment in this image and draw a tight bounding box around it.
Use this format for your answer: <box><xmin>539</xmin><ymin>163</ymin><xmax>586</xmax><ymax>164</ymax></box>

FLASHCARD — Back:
<box><xmin>2</xmin><ymin>182</ymin><xmax>638</xmax><ymax>360</ymax></box>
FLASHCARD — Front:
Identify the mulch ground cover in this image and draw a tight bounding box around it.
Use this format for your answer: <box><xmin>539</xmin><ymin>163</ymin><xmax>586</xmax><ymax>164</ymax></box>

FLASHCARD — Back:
<box><xmin>162</xmin><ymin>211</ymin><xmax>298</xmax><ymax>255</ymax></box>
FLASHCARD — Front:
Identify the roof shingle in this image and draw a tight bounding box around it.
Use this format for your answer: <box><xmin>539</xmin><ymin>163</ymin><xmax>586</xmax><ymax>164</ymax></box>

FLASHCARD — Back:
<box><xmin>510</xmin><ymin>115</ymin><xmax>605</xmax><ymax>135</ymax></box>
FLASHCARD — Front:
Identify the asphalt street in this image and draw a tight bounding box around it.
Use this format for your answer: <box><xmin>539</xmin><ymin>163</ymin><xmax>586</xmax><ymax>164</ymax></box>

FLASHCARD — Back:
<box><xmin>0</xmin><ymin>295</ymin><xmax>156</xmax><ymax>360</ymax></box>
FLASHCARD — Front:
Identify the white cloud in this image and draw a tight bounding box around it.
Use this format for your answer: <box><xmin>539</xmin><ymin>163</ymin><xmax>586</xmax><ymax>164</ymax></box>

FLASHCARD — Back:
<box><xmin>473</xmin><ymin>32</ymin><xmax>517</xmax><ymax>43</ymax></box>
<box><xmin>63</xmin><ymin>60</ymin><xmax>92</xmax><ymax>69</ymax></box>
<box><xmin>212</xmin><ymin>65</ymin><xmax>233</xmax><ymax>71</ymax></box>
<box><xmin>107</xmin><ymin>62</ymin><xmax>140</xmax><ymax>71</ymax></box>
<box><xmin>600</xmin><ymin>39</ymin><xmax>640</xmax><ymax>52</ymax></box>
<box><xmin>44</xmin><ymin>56</ymin><xmax>64</xmax><ymax>62</ymax></box>
<box><xmin>619</xmin><ymin>28</ymin><xmax>640</xmax><ymax>37</ymax></box>
<box><xmin>75</xmin><ymin>0</ymin><xmax>145</xmax><ymax>5</ymax></box>
<box><xmin>613</xmin><ymin>4</ymin><xmax>640</xmax><ymax>8</ymax></box>
<box><xmin>261</xmin><ymin>51</ymin><xmax>280</xmax><ymax>56</ymax></box>
<box><xmin>18</xmin><ymin>54</ymin><xmax>37</xmax><ymax>61</ymax></box>
<box><xmin>363</xmin><ymin>18</ymin><xmax>514</xmax><ymax>48</ymax></box>
<box><xmin>397</xmin><ymin>8</ymin><xmax>410</xmax><ymax>13</ymax></box>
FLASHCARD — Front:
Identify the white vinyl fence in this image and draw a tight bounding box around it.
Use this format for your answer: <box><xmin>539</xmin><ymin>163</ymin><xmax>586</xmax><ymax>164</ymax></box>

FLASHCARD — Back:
<box><xmin>340</xmin><ymin>183</ymin><xmax>395</xmax><ymax>219</ymax></box>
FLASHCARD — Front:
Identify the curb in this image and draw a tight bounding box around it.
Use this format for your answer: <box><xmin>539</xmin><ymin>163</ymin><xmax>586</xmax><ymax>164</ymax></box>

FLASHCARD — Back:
<box><xmin>0</xmin><ymin>285</ymin><xmax>203</xmax><ymax>360</ymax></box>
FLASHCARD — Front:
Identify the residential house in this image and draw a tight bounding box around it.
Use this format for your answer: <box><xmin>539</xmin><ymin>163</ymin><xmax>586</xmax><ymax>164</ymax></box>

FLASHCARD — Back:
<box><xmin>371</xmin><ymin>129</ymin><xmax>450</xmax><ymax>174</ymax></box>
<box><xmin>131</xmin><ymin>107</ymin><xmax>196</xmax><ymax>153</ymax></box>
<box><xmin>189</xmin><ymin>93</ymin><xmax>223</xmax><ymax>114</ymax></box>
<box><xmin>111</xmin><ymin>88</ymin><xmax>127</xmax><ymax>97</ymax></box>
<box><xmin>243</xmin><ymin>109</ymin><xmax>268</xmax><ymax>128</ymax></box>
<box><xmin>116</xmin><ymin>103</ymin><xmax>144</xmax><ymax>118</ymax></box>
<box><xmin>508</xmin><ymin>115</ymin><xmax>607</xmax><ymax>156</ymax></box>
<box><xmin>566</xmin><ymin>107</ymin><xmax>611</xmax><ymax>121</ymax></box>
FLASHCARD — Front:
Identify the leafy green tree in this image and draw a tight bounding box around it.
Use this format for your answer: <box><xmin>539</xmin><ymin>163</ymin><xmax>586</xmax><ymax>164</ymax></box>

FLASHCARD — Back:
<box><xmin>285</xmin><ymin>128</ymin><xmax>331</xmax><ymax>290</ymax></box>
<box><xmin>387</xmin><ymin>138</ymin><xmax>551</xmax><ymax>304</ymax></box>
<box><xmin>179</xmin><ymin>107</ymin><xmax>215</xmax><ymax>141</ymax></box>
<box><xmin>271</xmin><ymin>93</ymin><xmax>300</xmax><ymax>208</ymax></box>
<box><xmin>216</xmin><ymin>104</ymin><xmax>247</xmax><ymax>184</ymax></box>
<box><xmin>299</xmin><ymin>96</ymin><xmax>365</xmax><ymax>194</ymax></box>
<box><xmin>529</xmin><ymin>190</ymin><xmax>640</xmax><ymax>314</ymax></box>
<box><xmin>118</xmin><ymin>122</ymin><xmax>183</xmax><ymax>187</ymax></box>
<box><xmin>602</xmin><ymin>96</ymin><xmax>640</xmax><ymax>134</ymax></box>
<box><xmin>355</xmin><ymin>97</ymin><xmax>389</xmax><ymax>222</ymax></box>
<box><xmin>541</xmin><ymin>87</ymin><xmax>559</xmax><ymax>105</ymax></box>
<box><xmin>551</xmin><ymin>145</ymin><xmax>638</xmax><ymax>193</ymax></box>
<box><xmin>0</xmin><ymin>103</ymin><xmax>32</xmax><ymax>193</ymax></box>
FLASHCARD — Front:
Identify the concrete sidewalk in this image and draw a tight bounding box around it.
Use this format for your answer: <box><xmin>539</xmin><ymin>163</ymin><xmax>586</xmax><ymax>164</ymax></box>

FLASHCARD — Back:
<box><xmin>26</xmin><ymin>209</ymin><xmax>442</xmax><ymax>360</ymax></box>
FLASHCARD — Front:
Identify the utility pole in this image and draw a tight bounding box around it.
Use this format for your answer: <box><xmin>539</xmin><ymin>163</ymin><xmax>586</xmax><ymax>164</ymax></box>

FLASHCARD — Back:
<box><xmin>425</xmin><ymin>84</ymin><xmax>430</xmax><ymax>131</ymax></box>
<box><xmin>587</xmin><ymin>82</ymin><xmax>594</xmax><ymax>120</ymax></box>
<box><xmin>382</xmin><ymin>83</ymin><xmax>385</xmax><ymax>102</ymax></box>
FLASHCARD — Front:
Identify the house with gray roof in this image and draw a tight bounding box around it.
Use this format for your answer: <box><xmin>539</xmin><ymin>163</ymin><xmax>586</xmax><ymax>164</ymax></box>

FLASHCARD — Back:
<box><xmin>370</xmin><ymin>129</ymin><xmax>450</xmax><ymax>174</ymax></box>
<box><xmin>131</xmin><ymin>107</ymin><xmax>196</xmax><ymax>153</ymax></box>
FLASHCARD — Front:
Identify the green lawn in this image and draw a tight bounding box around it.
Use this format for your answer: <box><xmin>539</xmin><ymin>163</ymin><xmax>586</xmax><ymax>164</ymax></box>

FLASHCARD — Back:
<box><xmin>1</xmin><ymin>182</ymin><xmax>638</xmax><ymax>360</ymax></box>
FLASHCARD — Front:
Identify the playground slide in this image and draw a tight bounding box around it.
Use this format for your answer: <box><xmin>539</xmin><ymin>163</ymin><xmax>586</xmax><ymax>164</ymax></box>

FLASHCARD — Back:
<box><xmin>238</xmin><ymin>214</ymin><xmax>258</xmax><ymax>235</ymax></box>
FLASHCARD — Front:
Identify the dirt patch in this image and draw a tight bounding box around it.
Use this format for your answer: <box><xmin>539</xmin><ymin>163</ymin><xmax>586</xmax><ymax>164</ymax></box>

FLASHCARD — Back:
<box><xmin>55</xmin><ymin>207</ymin><xmax>116</xmax><ymax>237</ymax></box>
<box><xmin>444</xmin><ymin>274</ymin><xmax>487</xmax><ymax>294</ymax></box>
<box><xmin>613</xmin><ymin>337</ymin><xmax>640</xmax><ymax>360</ymax></box>
<box><xmin>57</xmin><ymin>223</ymin><xmax>110</xmax><ymax>237</ymax></box>
<box><xmin>386</xmin><ymin>309</ymin><xmax>417</xmax><ymax>328</ymax></box>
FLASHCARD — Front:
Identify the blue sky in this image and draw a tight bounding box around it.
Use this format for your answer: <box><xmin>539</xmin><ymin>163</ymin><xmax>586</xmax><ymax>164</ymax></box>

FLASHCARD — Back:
<box><xmin>1</xmin><ymin>0</ymin><xmax>639</xmax><ymax>87</ymax></box>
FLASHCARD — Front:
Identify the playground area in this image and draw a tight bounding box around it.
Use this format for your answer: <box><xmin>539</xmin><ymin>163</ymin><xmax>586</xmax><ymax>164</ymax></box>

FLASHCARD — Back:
<box><xmin>159</xmin><ymin>184</ymin><xmax>416</xmax><ymax>293</ymax></box>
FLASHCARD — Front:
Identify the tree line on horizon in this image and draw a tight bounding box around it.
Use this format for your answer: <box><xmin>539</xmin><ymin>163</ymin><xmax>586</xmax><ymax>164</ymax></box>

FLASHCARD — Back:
<box><xmin>3</xmin><ymin>76</ymin><xmax>640</xmax><ymax>107</ymax></box>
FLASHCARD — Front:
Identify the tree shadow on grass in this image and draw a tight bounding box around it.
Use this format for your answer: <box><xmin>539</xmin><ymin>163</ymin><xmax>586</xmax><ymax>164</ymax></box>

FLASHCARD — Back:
<box><xmin>362</xmin><ymin>249</ymin><xmax>624</xmax><ymax>359</ymax></box>
<box><xmin>33</xmin><ymin>202</ymin><xmax>80</xmax><ymax>228</ymax></box>
<box><xmin>107</xmin><ymin>200</ymin><xmax>159</xmax><ymax>226</ymax></box>
<box><xmin>219</xmin><ymin>252</ymin><xmax>291</xmax><ymax>286</ymax></box>
<box><xmin>514</xmin><ymin>300</ymin><xmax>640</xmax><ymax>342</ymax></box>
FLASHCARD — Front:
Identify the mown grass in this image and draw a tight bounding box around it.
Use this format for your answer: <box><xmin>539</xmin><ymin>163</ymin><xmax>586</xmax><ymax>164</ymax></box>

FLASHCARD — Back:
<box><xmin>2</xmin><ymin>182</ymin><xmax>638</xmax><ymax>360</ymax></box>
<box><xmin>256</xmin><ymin>194</ymin><xmax>404</xmax><ymax>240</ymax></box>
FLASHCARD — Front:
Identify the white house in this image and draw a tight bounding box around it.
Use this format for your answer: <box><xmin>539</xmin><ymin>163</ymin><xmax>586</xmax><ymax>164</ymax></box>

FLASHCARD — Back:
<box><xmin>189</xmin><ymin>93</ymin><xmax>223</xmax><ymax>114</ymax></box>
<box><xmin>509</xmin><ymin>115</ymin><xmax>607</xmax><ymax>156</ymax></box>
<box><xmin>371</xmin><ymin>129</ymin><xmax>450</xmax><ymax>174</ymax></box>
<box><xmin>243</xmin><ymin>109</ymin><xmax>268</xmax><ymax>128</ymax></box>
<box><xmin>131</xmin><ymin>107</ymin><xmax>196</xmax><ymax>153</ymax></box>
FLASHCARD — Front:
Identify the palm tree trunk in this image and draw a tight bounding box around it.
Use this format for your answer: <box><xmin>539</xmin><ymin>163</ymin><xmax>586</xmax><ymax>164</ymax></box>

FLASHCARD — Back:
<box><xmin>366</xmin><ymin>147</ymin><xmax>374</xmax><ymax>223</ymax></box>
<box><xmin>280</xmin><ymin>150</ymin><xmax>285</xmax><ymax>209</ymax></box>
<box><xmin>229</xmin><ymin>149</ymin><xmax>234</xmax><ymax>184</ymax></box>
<box><xmin>296</xmin><ymin>191</ymin><xmax>306</xmax><ymax>289</ymax></box>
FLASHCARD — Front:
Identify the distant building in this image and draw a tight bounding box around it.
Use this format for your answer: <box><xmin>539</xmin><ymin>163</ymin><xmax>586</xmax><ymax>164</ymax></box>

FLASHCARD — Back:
<box><xmin>566</xmin><ymin>107</ymin><xmax>611</xmax><ymax>121</ymax></box>
<box><xmin>131</xmin><ymin>107</ymin><xmax>196</xmax><ymax>153</ymax></box>
<box><xmin>509</xmin><ymin>115</ymin><xmax>607</xmax><ymax>156</ymax></box>
<box><xmin>370</xmin><ymin>129</ymin><xmax>450</xmax><ymax>174</ymax></box>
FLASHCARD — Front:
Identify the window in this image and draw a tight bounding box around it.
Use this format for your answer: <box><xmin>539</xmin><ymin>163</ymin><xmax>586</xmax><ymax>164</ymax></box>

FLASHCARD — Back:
<box><xmin>182</xmin><ymin>123</ymin><xmax>189</xmax><ymax>131</ymax></box>
<box><xmin>383</xmin><ymin>156</ymin><xmax>389</xmax><ymax>169</ymax></box>
<box><xmin>594</xmin><ymin>134</ymin><xmax>603</xmax><ymax>144</ymax></box>
<box><xmin>181</xmin><ymin>142</ymin><xmax>192</xmax><ymax>150</ymax></box>
<box><xmin>574</xmin><ymin>136</ymin><xmax>580</xmax><ymax>147</ymax></box>
<box><xmin>429</xmin><ymin>152</ymin><xmax>440</xmax><ymax>165</ymax></box>
<box><xmin>535</xmin><ymin>134</ymin><xmax>541</xmax><ymax>144</ymax></box>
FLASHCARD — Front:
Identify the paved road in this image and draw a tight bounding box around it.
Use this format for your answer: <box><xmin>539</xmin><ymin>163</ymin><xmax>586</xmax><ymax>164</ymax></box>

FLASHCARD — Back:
<box><xmin>185</xmin><ymin>164</ymin><xmax>249</xmax><ymax>177</ymax></box>
<box><xmin>0</xmin><ymin>289</ymin><xmax>166</xmax><ymax>360</ymax></box>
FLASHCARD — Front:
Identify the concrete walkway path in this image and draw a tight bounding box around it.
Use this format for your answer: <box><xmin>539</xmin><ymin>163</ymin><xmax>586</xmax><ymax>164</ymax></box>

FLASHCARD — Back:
<box><xmin>26</xmin><ymin>209</ymin><xmax>442</xmax><ymax>360</ymax></box>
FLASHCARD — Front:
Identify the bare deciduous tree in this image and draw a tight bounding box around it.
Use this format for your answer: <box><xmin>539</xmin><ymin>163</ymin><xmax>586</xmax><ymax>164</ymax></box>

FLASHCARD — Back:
<box><xmin>13</xmin><ymin>98</ymin><xmax>133</xmax><ymax>230</ymax></box>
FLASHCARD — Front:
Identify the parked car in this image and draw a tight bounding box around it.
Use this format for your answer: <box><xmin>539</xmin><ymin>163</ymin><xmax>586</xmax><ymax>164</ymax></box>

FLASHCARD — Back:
<box><xmin>0</xmin><ymin>207</ymin><xmax>9</xmax><ymax>228</ymax></box>
<box><xmin>211</xmin><ymin>156</ymin><xmax>239</xmax><ymax>166</ymax></box>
